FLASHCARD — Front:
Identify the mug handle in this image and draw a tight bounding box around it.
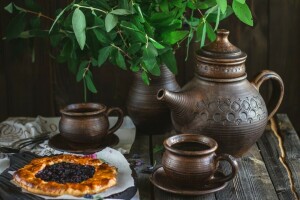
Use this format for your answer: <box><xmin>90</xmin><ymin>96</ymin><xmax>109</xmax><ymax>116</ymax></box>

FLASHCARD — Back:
<box><xmin>251</xmin><ymin>70</ymin><xmax>284</xmax><ymax>120</ymax></box>
<box><xmin>106</xmin><ymin>107</ymin><xmax>124</xmax><ymax>135</ymax></box>
<box><xmin>209</xmin><ymin>154</ymin><xmax>238</xmax><ymax>184</ymax></box>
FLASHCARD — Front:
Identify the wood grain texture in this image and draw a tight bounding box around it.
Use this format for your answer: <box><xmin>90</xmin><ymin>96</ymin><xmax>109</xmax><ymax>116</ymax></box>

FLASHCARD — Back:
<box><xmin>276</xmin><ymin>114</ymin><xmax>300</xmax><ymax>198</ymax></box>
<box><xmin>127</xmin><ymin>135</ymin><xmax>152</xmax><ymax>200</ymax></box>
<box><xmin>215</xmin><ymin>145</ymin><xmax>278</xmax><ymax>200</ymax></box>
<box><xmin>257</xmin><ymin>114</ymin><xmax>300</xmax><ymax>199</ymax></box>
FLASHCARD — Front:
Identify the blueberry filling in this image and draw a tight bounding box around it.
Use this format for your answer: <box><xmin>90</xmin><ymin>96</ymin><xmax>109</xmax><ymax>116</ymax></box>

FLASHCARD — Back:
<box><xmin>35</xmin><ymin>162</ymin><xmax>95</xmax><ymax>183</ymax></box>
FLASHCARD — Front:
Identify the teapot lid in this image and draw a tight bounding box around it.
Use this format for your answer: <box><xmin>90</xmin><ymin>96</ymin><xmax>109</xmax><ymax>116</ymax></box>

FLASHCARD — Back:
<box><xmin>196</xmin><ymin>29</ymin><xmax>247</xmax><ymax>79</ymax></box>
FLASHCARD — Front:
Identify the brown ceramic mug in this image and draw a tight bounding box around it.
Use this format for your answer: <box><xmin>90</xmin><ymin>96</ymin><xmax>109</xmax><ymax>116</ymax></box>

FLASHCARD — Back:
<box><xmin>59</xmin><ymin>103</ymin><xmax>124</xmax><ymax>144</ymax></box>
<box><xmin>162</xmin><ymin>134</ymin><xmax>238</xmax><ymax>187</ymax></box>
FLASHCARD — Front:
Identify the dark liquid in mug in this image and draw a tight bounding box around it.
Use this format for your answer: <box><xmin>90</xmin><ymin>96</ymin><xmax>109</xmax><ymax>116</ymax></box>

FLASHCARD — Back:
<box><xmin>172</xmin><ymin>142</ymin><xmax>211</xmax><ymax>151</ymax></box>
<box><xmin>68</xmin><ymin>108</ymin><xmax>98</xmax><ymax>113</ymax></box>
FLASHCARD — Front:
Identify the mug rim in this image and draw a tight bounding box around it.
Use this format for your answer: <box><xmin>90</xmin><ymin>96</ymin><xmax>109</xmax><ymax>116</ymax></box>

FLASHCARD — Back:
<box><xmin>163</xmin><ymin>134</ymin><xmax>218</xmax><ymax>156</ymax></box>
<box><xmin>60</xmin><ymin>103</ymin><xmax>106</xmax><ymax>116</ymax></box>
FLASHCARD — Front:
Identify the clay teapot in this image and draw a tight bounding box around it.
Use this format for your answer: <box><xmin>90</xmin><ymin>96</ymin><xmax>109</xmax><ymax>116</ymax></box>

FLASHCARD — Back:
<box><xmin>157</xmin><ymin>29</ymin><xmax>284</xmax><ymax>157</ymax></box>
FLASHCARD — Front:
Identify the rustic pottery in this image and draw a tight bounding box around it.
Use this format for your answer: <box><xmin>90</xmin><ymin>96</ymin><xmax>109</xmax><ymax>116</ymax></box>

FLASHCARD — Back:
<box><xmin>162</xmin><ymin>134</ymin><xmax>238</xmax><ymax>187</ymax></box>
<box><xmin>126</xmin><ymin>65</ymin><xmax>180</xmax><ymax>135</ymax></box>
<box><xmin>150</xmin><ymin>167</ymin><xmax>229</xmax><ymax>195</ymax></box>
<box><xmin>59</xmin><ymin>103</ymin><xmax>123</xmax><ymax>144</ymax></box>
<box><xmin>157</xmin><ymin>29</ymin><xmax>284</xmax><ymax>157</ymax></box>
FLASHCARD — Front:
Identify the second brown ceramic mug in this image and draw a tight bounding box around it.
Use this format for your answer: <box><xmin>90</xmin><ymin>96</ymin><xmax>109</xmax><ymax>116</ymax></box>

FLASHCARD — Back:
<box><xmin>59</xmin><ymin>103</ymin><xmax>124</xmax><ymax>144</ymax></box>
<box><xmin>162</xmin><ymin>134</ymin><xmax>238</xmax><ymax>187</ymax></box>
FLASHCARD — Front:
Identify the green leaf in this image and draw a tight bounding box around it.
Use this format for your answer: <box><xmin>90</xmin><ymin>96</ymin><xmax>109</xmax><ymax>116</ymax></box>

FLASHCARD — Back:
<box><xmin>68</xmin><ymin>58</ymin><xmax>78</xmax><ymax>74</ymax></box>
<box><xmin>206</xmin><ymin>6</ymin><xmax>233</xmax><ymax>22</ymax></box>
<box><xmin>145</xmin><ymin>59</ymin><xmax>160</xmax><ymax>76</ymax></box>
<box><xmin>143</xmin><ymin>43</ymin><xmax>158</xmax><ymax>59</ymax></box>
<box><xmin>149</xmin><ymin>38</ymin><xmax>165</xmax><ymax>49</ymax></box>
<box><xmin>194</xmin><ymin>0</ymin><xmax>217</xmax><ymax>9</ymax></box>
<box><xmin>232</xmin><ymin>1</ymin><xmax>253</xmax><ymax>26</ymax></box>
<box><xmin>116</xmin><ymin>51</ymin><xmax>126</xmax><ymax>70</ymax></box>
<box><xmin>160</xmin><ymin>50</ymin><xmax>177</xmax><ymax>74</ymax></box>
<box><xmin>105</xmin><ymin>13</ymin><xmax>118</xmax><ymax>32</ymax></box>
<box><xmin>195</xmin><ymin>20</ymin><xmax>205</xmax><ymax>42</ymax></box>
<box><xmin>128</xmin><ymin>43</ymin><xmax>141</xmax><ymax>54</ymax></box>
<box><xmin>160</xmin><ymin>0</ymin><xmax>169</xmax><ymax>12</ymax></box>
<box><xmin>93</xmin><ymin>29</ymin><xmax>110</xmax><ymax>44</ymax></box>
<box><xmin>201</xmin><ymin>23</ymin><xmax>207</xmax><ymax>47</ymax></box>
<box><xmin>98</xmin><ymin>46</ymin><xmax>112</xmax><ymax>67</ymax></box>
<box><xmin>235</xmin><ymin>0</ymin><xmax>246</xmax><ymax>4</ymax></box>
<box><xmin>85</xmin><ymin>74</ymin><xmax>98</xmax><ymax>93</ymax></box>
<box><xmin>214</xmin><ymin>7</ymin><xmax>221</xmax><ymax>30</ymax></box>
<box><xmin>206</xmin><ymin>23</ymin><xmax>216</xmax><ymax>41</ymax></box>
<box><xmin>4</xmin><ymin>3</ymin><xmax>13</xmax><ymax>13</ymax></box>
<box><xmin>216</xmin><ymin>0</ymin><xmax>227</xmax><ymax>14</ymax></box>
<box><xmin>18</xmin><ymin>30</ymin><xmax>48</xmax><ymax>38</ymax></box>
<box><xmin>76</xmin><ymin>61</ymin><xmax>89</xmax><ymax>82</ymax></box>
<box><xmin>94</xmin><ymin>16</ymin><xmax>104</xmax><ymax>27</ymax></box>
<box><xmin>130</xmin><ymin>65</ymin><xmax>140</xmax><ymax>72</ymax></box>
<box><xmin>141</xmin><ymin>71</ymin><xmax>150</xmax><ymax>85</ymax></box>
<box><xmin>161</xmin><ymin>30</ymin><xmax>189</xmax><ymax>45</ymax></box>
<box><xmin>144</xmin><ymin>58</ymin><xmax>160</xmax><ymax>76</ymax></box>
<box><xmin>134</xmin><ymin>4</ymin><xmax>145</xmax><ymax>23</ymax></box>
<box><xmin>110</xmin><ymin>9</ymin><xmax>132</xmax><ymax>15</ymax></box>
<box><xmin>4</xmin><ymin>13</ymin><xmax>26</xmax><ymax>40</ymax></box>
<box><xmin>72</xmin><ymin>8</ymin><xmax>86</xmax><ymax>50</ymax></box>
<box><xmin>49</xmin><ymin>4</ymin><xmax>72</xmax><ymax>33</ymax></box>
<box><xmin>50</xmin><ymin>33</ymin><xmax>63</xmax><ymax>47</ymax></box>
<box><xmin>91</xmin><ymin>58</ymin><xmax>98</xmax><ymax>66</ymax></box>
<box><xmin>205</xmin><ymin>5</ymin><xmax>218</xmax><ymax>15</ymax></box>
<box><xmin>120</xmin><ymin>21</ymin><xmax>146</xmax><ymax>43</ymax></box>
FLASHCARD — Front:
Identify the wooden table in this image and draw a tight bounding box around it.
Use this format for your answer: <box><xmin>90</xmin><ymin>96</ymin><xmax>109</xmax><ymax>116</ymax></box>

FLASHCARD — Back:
<box><xmin>128</xmin><ymin>114</ymin><xmax>300</xmax><ymax>200</ymax></box>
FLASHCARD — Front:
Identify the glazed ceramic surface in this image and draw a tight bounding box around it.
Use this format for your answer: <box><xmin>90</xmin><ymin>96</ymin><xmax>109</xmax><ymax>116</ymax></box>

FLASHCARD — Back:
<box><xmin>162</xmin><ymin>134</ymin><xmax>238</xmax><ymax>187</ymax></box>
<box><xmin>59</xmin><ymin>103</ymin><xmax>123</xmax><ymax>144</ymax></box>
<box><xmin>158</xmin><ymin>30</ymin><xmax>284</xmax><ymax>156</ymax></box>
<box><xmin>127</xmin><ymin>65</ymin><xmax>180</xmax><ymax>135</ymax></box>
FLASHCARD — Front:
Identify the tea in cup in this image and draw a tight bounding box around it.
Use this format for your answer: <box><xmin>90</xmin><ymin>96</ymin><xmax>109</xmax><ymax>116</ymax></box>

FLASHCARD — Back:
<box><xmin>59</xmin><ymin>103</ymin><xmax>123</xmax><ymax>144</ymax></box>
<box><xmin>162</xmin><ymin>134</ymin><xmax>238</xmax><ymax>187</ymax></box>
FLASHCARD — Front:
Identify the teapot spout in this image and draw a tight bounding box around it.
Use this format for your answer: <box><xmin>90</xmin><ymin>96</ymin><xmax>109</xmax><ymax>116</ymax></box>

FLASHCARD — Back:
<box><xmin>157</xmin><ymin>89</ymin><xmax>194</xmax><ymax>126</ymax></box>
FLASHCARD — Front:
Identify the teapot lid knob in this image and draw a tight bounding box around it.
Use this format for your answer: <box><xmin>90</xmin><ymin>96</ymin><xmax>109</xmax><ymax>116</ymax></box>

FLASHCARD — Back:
<box><xmin>216</xmin><ymin>29</ymin><xmax>230</xmax><ymax>42</ymax></box>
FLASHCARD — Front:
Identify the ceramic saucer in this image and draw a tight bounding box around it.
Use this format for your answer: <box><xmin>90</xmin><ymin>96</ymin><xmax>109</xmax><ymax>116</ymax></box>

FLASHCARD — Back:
<box><xmin>149</xmin><ymin>167</ymin><xmax>228</xmax><ymax>195</ymax></box>
<box><xmin>48</xmin><ymin>133</ymin><xmax>119</xmax><ymax>154</ymax></box>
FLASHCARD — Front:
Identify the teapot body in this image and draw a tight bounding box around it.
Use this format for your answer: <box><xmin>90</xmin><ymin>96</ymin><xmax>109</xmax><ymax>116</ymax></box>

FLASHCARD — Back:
<box><xmin>172</xmin><ymin>76</ymin><xmax>268</xmax><ymax>156</ymax></box>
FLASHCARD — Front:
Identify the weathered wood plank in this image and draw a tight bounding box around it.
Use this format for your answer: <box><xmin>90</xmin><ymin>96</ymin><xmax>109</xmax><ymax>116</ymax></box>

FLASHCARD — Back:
<box><xmin>276</xmin><ymin>114</ymin><xmax>300</xmax><ymax>198</ymax></box>
<box><xmin>215</xmin><ymin>145</ymin><xmax>278</xmax><ymax>200</ymax></box>
<box><xmin>151</xmin><ymin>133</ymin><xmax>217</xmax><ymax>200</ymax></box>
<box><xmin>127</xmin><ymin>135</ymin><xmax>152</xmax><ymax>200</ymax></box>
<box><xmin>257</xmin><ymin>114</ymin><xmax>300</xmax><ymax>199</ymax></box>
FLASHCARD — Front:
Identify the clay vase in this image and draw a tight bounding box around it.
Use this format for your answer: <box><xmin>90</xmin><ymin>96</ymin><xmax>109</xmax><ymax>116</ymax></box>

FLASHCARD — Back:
<box><xmin>126</xmin><ymin>65</ymin><xmax>180</xmax><ymax>135</ymax></box>
<box><xmin>59</xmin><ymin>103</ymin><xmax>124</xmax><ymax>144</ymax></box>
<box><xmin>157</xmin><ymin>29</ymin><xmax>284</xmax><ymax>157</ymax></box>
<box><xmin>162</xmin><ymin>134</ymin><xmax>238</xmax><ymax>187</ymax></box>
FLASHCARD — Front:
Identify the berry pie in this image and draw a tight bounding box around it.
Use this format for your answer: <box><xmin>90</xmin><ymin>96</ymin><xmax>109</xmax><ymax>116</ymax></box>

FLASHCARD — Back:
<box><xmin>13</xmin><ymin>154</ymin><xmax>117</xmax><ymax>197</ymax></box>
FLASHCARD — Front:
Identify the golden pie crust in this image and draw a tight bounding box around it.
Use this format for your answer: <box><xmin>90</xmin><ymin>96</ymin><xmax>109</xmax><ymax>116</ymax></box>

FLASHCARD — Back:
<box><xmin>13</xmin><ymin>154</ymin><xmax>117</xmax><ymax>197</ymax></box>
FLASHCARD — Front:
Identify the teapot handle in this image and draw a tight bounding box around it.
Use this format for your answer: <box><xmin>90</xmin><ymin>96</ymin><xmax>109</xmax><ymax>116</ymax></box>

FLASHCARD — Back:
<box><xmin>251</xmin><ymin>70</ymin><xmax>284</xmax><ymax>120</ymax></box>
<box><xmin>106</xmin><ymin>107</ymin><xmax>124</xmax><ymax>135</ymax></box>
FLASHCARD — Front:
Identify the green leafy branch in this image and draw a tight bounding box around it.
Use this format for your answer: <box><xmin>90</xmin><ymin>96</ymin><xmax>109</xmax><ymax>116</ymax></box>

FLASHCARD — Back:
<box><xmin>3</xmin><ymin>0</ymin><xmax>254</xmax><ymax>101</ymax></box>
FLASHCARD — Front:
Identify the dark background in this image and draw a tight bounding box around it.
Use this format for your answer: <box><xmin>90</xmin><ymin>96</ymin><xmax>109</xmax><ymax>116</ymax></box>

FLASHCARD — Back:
<box><xmin>0</xmin><ymin>1</ymin><xmax>299</xmax><ymax>131</ymax></box>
